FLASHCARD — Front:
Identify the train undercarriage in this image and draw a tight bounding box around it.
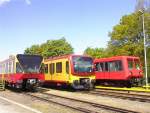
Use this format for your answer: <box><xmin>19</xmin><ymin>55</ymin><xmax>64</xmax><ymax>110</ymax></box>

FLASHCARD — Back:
<box><xmin>5</xmin><ymin>78</ymin><xmax>42</xmax><ymax>91</ymax></box>
<box><xmin>96</xmin><ymin>78</ymin><xmax>143</xmax><ymax>88</ymax></box>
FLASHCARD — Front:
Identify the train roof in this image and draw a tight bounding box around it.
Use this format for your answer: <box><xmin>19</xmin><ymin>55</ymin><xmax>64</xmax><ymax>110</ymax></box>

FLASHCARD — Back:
<box><xmin>94</xmin><ymin>56</ymin><xmax>140</xmax><ymax>62</ymax></box>
<box><xmin>44</xmin><ymin>54</ymin><xmax>92</xmax><ymax>62</ymax></box>
<box><xmin>0</xmin><ymin>54</ymin><xmax>43</xmax><ymax>63</ymax></box>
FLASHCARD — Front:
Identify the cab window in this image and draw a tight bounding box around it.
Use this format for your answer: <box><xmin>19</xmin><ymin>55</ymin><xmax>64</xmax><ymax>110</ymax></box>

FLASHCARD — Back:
<box><xmin>44</xmin><ymin>64</ymin><xmax>48</xmax><ymax>73</ymax></box>
<box><xmin>135</xmin><ymin>60</ymin><xmax>140</xmax><ymax>70</ymax></box>
<box><xmin>39</xmin><ymin>63</ymin><xmax>45</xmax><ymax>73</ymax></box>
<box><xmin>128</xmin><ymin>60</ymin><xmax>133</xmax><ymax>70</ymax></box>
<box><xmin>16</xmin><ymin>62</ymin><xmax>23</xmax><ymax>73</ymax></box>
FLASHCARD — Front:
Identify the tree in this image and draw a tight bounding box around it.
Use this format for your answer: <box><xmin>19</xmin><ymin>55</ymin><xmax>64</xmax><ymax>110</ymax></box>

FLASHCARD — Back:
<box><xmin>24</xmin><ymin>45</ymin><xmax>42</xmax><ymax>55</ymax></box>
<box><xmin>24</xmin><ymin>38</ymin><xmax>74</xmax><ymax>58</ymax></box>
<box><xmin>108</xmin><ymin>12</ymin><xmax>150</xmax><ymax>78</ymax></box>
<box><xmin>84</xmin><ymin>47</ymin><xmax>107</xmax><ymax>58</ymax></box>
<box><xmin>42</xmin><ymin>38</ymin><xmax>74</xmax><ymax>58</ymax></box>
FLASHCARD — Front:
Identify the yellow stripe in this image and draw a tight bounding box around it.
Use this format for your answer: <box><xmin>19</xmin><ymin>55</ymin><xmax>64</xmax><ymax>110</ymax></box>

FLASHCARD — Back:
<box><xmin>96</xmin><ymin>86</ymin><xmax>150</xmax><ymax>92</ymax></box>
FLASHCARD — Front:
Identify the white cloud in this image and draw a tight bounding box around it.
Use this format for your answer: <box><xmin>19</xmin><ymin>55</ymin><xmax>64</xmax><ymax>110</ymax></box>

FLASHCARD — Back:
<box><xmin>25</xmin><ymin>0</ymin><xmax>31</xmax><ymax>5</ymax></box>
<box><xmin>0</xmin><ymin>0</ymin><xmax>31</xmax><ymax>7</ymax></box>
<box><xmin>0</xmin><ymin>0</ymin><xmax>11</xmax><ymax>6</ymax></box>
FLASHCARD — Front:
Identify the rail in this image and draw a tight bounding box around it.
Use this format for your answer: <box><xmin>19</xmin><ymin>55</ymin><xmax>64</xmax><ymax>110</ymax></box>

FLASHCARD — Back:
<box><xmin>26</xmin><ymin>91</ymin><xmax>140</xmax><ymax>113</ymax></box>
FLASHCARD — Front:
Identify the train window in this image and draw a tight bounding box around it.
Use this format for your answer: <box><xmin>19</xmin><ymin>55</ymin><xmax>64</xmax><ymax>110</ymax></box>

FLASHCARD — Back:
<box><xmin>95</xmin><ymin>63</ymin><xmax>104</xmax><ymax>72</ymax></box>
<box><xmin>44</xmin><ymin>64</ymin><xmax>48</xmax><ymax>73</ymax></box>
<box><xmin>105</xmin><ymin>62</ymin><xmax>109</xmax><ymax>72</ymax></box>
<box><xmin>128</xmin><ymin>60</ymin><xmax>133</xmax><ymax>70</ymax></box>
<box><xmin>16</xmin><ymin>63</ymin><xmax>23</xmax><ymax>73</ymax></box>
<box><xmin>9</xmin><ymin>61</ymin><xmax>12</xmax><ymax>73</ymax></box>
<box><xmin>109</xmin><ymin>62</ymin><xmax>116</xmax><ymax>72</ymax></box>
<box><xmin>109</xmin><ymin>61</ymin><xmax>122</xmax><ymax>72</ymax></box>
<box><xmin>56</xmin><ymin>62</ymin><xmax>62</xmax><ymax>73</ymax></box>
<box><xmin>49</xmin><ymin>63</ymin><xmax>55</xmax><ymax>74</ymax></box>
<box><xmin>66</xmin><ymin>61</ymin><xmax>69</xmax><ymax>74</ymax></box>
<box><xmin>116</xmin><ymin>61</ymin><xmax>123</xmax><ymax>71</ymax></box>
<box><xmin>95</xmin><ymin>63</ymin><xmax>100</xmax><ymax>71</ymax></box>
<box><xmin>6</xmin><ymin>62</ymin><xmax>8</xmax><ymax>74</ymax></box>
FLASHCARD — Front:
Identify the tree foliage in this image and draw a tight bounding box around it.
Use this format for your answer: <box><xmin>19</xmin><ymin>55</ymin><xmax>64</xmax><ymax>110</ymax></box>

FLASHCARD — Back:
<box><xmin>108</xmin><ymin>12</ymin><xmax>150</xmax><ymax>66</ymax></box>
<box><xmin>24</xmin><ymin>38</ymin><xmax>74</xmax><ymax>58</ymax></box>
<box><xmin>84</xmin><ymin>47</ymin><xmax>107</xmax><ymax>58</ymax></box>
<box><xmin>84</xmin><ymin>12</ymin><xmax>150</xmax><ymax>73</ymax></box>
<box><xmin>24</xmin><ymin>45</ymin><xmax>42</xmax><ymax>55</ymax></box>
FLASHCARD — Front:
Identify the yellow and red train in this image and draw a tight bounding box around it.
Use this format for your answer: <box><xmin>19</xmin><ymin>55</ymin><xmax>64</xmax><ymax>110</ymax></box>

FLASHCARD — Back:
<box><xmin>43</xmin><ymin>54</ymin><xmax>95</xmax><ymax>89</ymax></box>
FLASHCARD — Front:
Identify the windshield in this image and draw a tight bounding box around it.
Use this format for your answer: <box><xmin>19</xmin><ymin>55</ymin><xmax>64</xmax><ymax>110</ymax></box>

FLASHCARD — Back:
<box><xmin>17</xmin><ymin>54</ymin><xmax>43</xmax><ymax>73</ymax></box>
<box><xmin>135</xmin><ymin>59</ymin><xmax>140</xmax><ymax>70</ymax></box>
<box><xmin>72</xmin><ymin>56</ymin><xmax>93</xmax><ymax>73</ymax></box>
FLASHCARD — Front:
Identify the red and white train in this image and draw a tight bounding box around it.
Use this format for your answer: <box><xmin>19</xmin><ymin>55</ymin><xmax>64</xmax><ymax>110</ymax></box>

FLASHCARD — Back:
<box><xmin>0</xmin><ymin>54</ymin><xmax>44</xmax><ymax>90</ymax></box>
<box><xmin>94</xmin><ymin>56</ymin><xmax>143</xmax><ymax>87</ymax></box>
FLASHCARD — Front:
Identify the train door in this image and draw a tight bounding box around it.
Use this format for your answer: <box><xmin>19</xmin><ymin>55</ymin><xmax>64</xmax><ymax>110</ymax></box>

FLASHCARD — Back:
<box><xmin>52</xmin><ymin>60</ymin><xmax>68</xmax><ymax>83</ymax></box>
<box><xmin>65</xmin><ymin>61</ymin><xmax>70</xmax><ymax>82</ymax></box>
<box><xmin>44</xmin><ymin>63</ymin><xmax>50</xmax><ymax>81</ymax></box>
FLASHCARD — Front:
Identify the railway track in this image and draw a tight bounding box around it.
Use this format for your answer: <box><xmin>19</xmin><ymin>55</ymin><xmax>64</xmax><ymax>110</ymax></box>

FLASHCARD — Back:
<box><xmin>86</xmin><ymin>89</ymin><xmax>150</xmax><ymax>103</ymax></box>
<box><xmin>26</xmin><ymin>91</ymin><xmax>140</xmax><ymax>113</ymax></box>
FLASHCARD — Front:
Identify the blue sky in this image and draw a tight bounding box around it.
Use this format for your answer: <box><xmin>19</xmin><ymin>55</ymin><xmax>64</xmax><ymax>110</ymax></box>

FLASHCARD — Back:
<box><xmin>0</xmin><ymin>0</ymin><xmax>136</xmax><ymax>60</ymax></box>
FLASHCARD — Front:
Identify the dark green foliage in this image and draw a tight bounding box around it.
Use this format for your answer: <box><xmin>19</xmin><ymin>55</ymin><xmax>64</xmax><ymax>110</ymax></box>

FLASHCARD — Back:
<box><xmin>24</xmin><ymin>38</ymin><xmax>74</xmax><ymax>58</ymax></box>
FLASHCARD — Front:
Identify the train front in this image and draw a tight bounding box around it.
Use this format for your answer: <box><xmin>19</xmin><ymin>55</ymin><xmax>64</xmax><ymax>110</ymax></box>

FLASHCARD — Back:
<box><xmin>70</xmin><ymin>55</ymin><xmax>95</xmax><ymax>90</ymax></box>
<box><xmin>127</xmin><ymin>57</ymin><xmax>143</xmax><ymax>86</ymax></box>
<box><xmin>16</xmin><ymin>54</ymin><xmax>43</xmax><ymax>90</ymax></box>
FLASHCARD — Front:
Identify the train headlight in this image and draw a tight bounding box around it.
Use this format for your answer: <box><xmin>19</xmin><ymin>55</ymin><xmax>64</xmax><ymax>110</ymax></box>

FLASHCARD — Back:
<box><xmin>27</xmin><ymin>79</ymin><xmax>36</xmax><ymax>84</ymax></box>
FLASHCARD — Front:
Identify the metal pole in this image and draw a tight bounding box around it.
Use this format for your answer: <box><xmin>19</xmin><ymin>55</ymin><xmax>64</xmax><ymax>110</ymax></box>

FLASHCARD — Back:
<box><xmin>142</xmin><ymin>12</ymin><xmax>148</xmax><ymax>87</ymax></box>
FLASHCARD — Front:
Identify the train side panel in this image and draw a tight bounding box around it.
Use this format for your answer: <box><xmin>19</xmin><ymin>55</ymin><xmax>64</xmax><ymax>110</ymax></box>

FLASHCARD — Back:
<box><xmin>44</xmin><ymin>58</ymin><xmax>69</xmax><ymax>83</ymax></box>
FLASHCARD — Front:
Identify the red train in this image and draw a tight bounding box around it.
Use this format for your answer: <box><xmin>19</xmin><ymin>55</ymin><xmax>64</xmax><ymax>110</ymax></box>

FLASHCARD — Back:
<box><xmin>94</xmin><ymin>56</ymin><xmax>143</xmax><ymax>87</ymax></box>
<box><xmin>0</xmin><ymin>54</ymin><xmax>44</xmax><ymax>90</ymax></box>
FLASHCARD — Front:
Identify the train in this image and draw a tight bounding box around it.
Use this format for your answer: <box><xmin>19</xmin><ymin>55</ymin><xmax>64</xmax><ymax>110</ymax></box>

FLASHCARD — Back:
<box><xmin>94</xmin><ymin>56</ymin><xmax>143</xmax><ymax>87</ymax></box>
<box><xmin>0</xmin><ymin>54</ymin><xmax>44</xmax><ymax>90</ymax></box>
<box><xmin>43</xmin><ymin>54</ymin><xmax>95</xmax><ymax>90</ymax></box>
<box><xmin>0</xmin><ymin>54</ymin><xmax>143</xmax><ymax>90</ymax></box>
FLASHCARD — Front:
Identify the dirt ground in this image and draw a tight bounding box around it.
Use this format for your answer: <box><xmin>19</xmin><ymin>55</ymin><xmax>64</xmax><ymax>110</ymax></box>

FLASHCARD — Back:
<box><xmin>0</xmin><ymin>88</ymin><xmax>150</xmax><ymax>113</ymax></box>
